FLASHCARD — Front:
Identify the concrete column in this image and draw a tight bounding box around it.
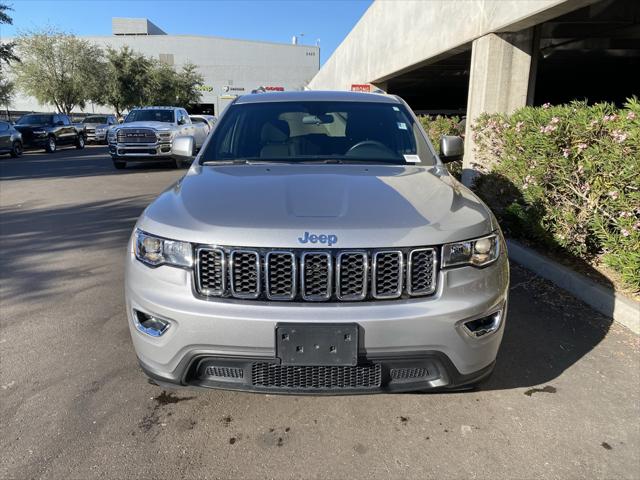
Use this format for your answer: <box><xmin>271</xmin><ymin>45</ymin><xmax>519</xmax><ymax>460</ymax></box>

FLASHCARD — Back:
<box><xmin>462</xmin><ymin>29</ymin><xmax>534</xmax><ymax>186</ymax></box>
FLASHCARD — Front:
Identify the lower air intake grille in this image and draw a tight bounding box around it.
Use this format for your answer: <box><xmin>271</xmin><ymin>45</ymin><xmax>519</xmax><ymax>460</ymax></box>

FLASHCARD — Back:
<box><xmin>390</xmin><ymin>367</ymin><xmax>430</xmax><ymax>380</ymax></box>
<box><xmin>251</xmin><ymin>363</ymin><xmax>382</xmax><ymax>390</ymax></box>
<box><xmin>205</xmin><ymin>366</ymin><xmax>244</xmax><ymax>379</ymax></box>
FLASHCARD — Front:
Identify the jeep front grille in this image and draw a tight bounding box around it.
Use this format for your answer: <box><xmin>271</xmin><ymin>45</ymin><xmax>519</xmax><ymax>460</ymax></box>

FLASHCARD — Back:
<box><xmin>196</xmin><ymin>246</ymin><xmax>437</xmax><ymax>302</ymax></box>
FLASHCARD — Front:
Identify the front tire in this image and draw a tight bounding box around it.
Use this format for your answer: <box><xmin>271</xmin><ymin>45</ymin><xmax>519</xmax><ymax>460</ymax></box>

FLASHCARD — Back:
<box><xmin>45</xmin><ymin>136</ymin><xmax>57</xmax><ymax>153</ymax></box>
<box><xmin>76</xmin><ymin>135</ymin><xmax>85</xmax><ymax>149</ymax></box>
<box><xmin>10</xmin><ymin>140</ymin><xmax>23</xmax><ymax>158</ymax></box>
<box><xmin>113</xmin><ymin>159</ymin><xmax>126</xmax><ymax>169</ymax></box>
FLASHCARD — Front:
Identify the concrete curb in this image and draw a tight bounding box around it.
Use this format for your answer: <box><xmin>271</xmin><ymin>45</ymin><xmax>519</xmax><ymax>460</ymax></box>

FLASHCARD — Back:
<box><xmin>506</xmin><ymin>239</ymin><xmax>640</xmax><ymax>335</ymax></box>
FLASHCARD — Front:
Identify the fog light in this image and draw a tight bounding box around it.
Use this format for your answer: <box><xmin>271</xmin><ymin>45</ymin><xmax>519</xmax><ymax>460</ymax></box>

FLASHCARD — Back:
<box><xmin>462</xmin><ymin>311</ymin><xmax>502</xmax><ymax>338</ymax></box>
<box><xmin>133</xmin><ymin>310</ymin><xmax>171</xmax><ymax>337</ymax></box>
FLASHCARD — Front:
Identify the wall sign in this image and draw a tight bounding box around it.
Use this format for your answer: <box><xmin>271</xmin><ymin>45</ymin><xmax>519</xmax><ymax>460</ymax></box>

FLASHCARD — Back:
<box><xmin>351</xmin><ymin>84</ymin><xmax>371</xmax><ymax>92</ymax></box>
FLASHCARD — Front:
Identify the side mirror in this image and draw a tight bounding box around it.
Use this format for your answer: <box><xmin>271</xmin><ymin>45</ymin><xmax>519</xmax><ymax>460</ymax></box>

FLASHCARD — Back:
<box><xmin>171</xmin><ymin>136</ymin><xmax>195</xmax><ymax>162</ymax></box>
<box><xmin>439</xmin><ymin>135</ymin><xmax>464</xmax><ymax>163</ymax></box>
<box><xmin>177</xmin><ymin>117</ymin><xmax>186</xmax><ymax>125</ymax></box>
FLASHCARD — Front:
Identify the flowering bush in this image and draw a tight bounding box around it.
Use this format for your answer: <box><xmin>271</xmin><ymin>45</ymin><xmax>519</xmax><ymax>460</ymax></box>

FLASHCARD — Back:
<box><xmin>418</xmin><ymin>115</ymin><xmax>464</xmax><ymax>178</ymax></box>
<box><xmin>473</xmin><ymin>99</ymin><xmax>640</xmax><ymax>292</ymax></box>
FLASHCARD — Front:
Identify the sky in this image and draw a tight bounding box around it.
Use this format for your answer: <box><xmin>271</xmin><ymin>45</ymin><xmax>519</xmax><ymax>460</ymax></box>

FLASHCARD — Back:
<box><xmin>0</xmin><ymin>0</ymin><xmax>373</xmax><ymax>65</ymax></box>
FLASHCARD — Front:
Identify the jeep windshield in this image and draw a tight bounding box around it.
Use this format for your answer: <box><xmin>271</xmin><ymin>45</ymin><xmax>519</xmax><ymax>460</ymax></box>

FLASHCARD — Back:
<box><xmin>200</xmin><ymin>101</ymin><xmax>435</xmax><ymax>165</ymax></box>
<box><xmin>16</xmin><ymin>114</ymin><xmax>53</xmax><ymax>125</ymax></box>
<box><xmin>124</xmin><ymin>110</ymin><xmax>174</xmax><ymax>123</ymax></box>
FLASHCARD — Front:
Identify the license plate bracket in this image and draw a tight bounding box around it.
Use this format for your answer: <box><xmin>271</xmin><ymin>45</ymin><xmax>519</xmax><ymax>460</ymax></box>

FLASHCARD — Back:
<box><xmin>276</xmin><ymin>323</ymin><xmax>358</xmax><ymax>366</ymax></box>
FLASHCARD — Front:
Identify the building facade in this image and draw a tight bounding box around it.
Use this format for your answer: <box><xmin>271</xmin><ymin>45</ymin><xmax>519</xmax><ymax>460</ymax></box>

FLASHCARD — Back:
<box><xmin>9</xmin><ymin>17</ymin><xmax>320</xmax><ymax>116</ymax></box>
<box><xmin>308</xmin><ymin>0</ymin><xmax>639</xmax><ymax>183</ymax></box>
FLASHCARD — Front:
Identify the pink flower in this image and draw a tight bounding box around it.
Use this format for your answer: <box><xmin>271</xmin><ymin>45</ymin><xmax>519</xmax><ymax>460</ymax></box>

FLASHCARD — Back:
<box><xmin>577</xmin><ymin>143</ymin><xmax>588</xmax><ymax>152</ymax></box>
<box><xmin>550</xmin><ymin>117</ymin><xmax>560</xmax><ymax>124</ymax></box>
<box><xmin>611</xmin><ymin>130</ymin><xmax>628</xmax><ymax>143</ymax></box>
<box><xmin>603</xmin><ymin>114</ymin><xmax>618</xmax><ymax>122</ymax></box>
<box><xmin>621</xmin><ymin>229</ymin><xmax>630</xmax><ymax>237</ymax></box>
<box><xmin>627</xmin><ymin>111</ymin><xmax>636</xmax><ymax>120</ymax></box>
<box><xmin>608</xmin><ymin>190</ymin><xmax>619</xmax><ymax>200</ymax></box>
<box><xmin>515</xmin><ymin>121</ymin><xmax>524</xmax><ymax>132</ymax></box>
<box><xmin>562</xmin><ymin>148</ymin><xmax>570</xmax><ymax>158</ymax></box>
<box><xmin>542</xmin><ymin>102</ymin><xmax>551</xmax><ymax>109</ymax></box>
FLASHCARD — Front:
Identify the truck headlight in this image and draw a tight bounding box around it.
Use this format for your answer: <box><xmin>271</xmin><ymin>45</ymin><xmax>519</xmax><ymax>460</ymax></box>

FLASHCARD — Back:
<box><xmin>134</xmin><ymin>230</ymin><xmax>193</xmax><ymax>268</ymax></box>
<box><xmin>442</xmin><ymin>234</ymin><xmax>499</xmax><ymax>268</ymax></box>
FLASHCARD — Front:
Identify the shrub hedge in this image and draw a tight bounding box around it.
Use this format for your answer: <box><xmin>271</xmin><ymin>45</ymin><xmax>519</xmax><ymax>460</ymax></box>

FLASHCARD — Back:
<box><xmin>470</xmin><ymin>99</ymin><xmax>640</xmax><ymax>292</ymax></box>
<box><xmin>418</xmin><ymin>115</ymin><xmax>464</xmax><ymax>178</ymax></box>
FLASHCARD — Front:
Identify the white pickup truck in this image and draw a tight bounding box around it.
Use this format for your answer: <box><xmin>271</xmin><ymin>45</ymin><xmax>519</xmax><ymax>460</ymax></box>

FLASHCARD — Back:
<box><xmin>108</xmin><ymin>106</ymin><xmax>208</xmax><ymax>169</ymax></box>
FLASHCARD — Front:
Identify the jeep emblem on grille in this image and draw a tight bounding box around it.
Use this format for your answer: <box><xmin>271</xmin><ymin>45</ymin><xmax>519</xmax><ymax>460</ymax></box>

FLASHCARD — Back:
<box><xmin>298</xmin><ymin>231</ymin><xmax>338</xmax><ymax>247</ymax></box>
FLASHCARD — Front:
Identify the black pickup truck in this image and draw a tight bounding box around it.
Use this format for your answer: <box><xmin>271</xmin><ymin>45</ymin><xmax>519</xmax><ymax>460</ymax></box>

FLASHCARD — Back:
<box><xmin>13</xmin><ymin>113</ymin><xmax>86</xmax><ymax>153</ymax></box>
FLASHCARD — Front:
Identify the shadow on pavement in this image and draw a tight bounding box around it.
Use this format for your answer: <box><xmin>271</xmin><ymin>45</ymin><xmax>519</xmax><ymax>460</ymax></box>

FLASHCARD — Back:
<box><xmin>0</xmin><ymin>146</ymin><xmax>181</xmax><ymax>181</ymax></box>
<box><xmin>471</xmin><ymin>171</ymin><xmax>615</xmax><ymax>391</ymax></box>
<box><xmin>0</xmin><ymin>196</ymin><xmax>153</xmax><ymax>306</ymax></box>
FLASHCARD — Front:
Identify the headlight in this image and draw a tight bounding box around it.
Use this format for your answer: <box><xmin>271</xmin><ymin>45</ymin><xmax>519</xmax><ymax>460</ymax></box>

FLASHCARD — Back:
<box><xmin>134</xmin><ymin>230</ymin><xmax>193</xmax><ymax>268</ymax></box>
<box><xmin>442</xmin><ymin>233</ymin><xmax>500</xmax><ymax>268</ymax></box>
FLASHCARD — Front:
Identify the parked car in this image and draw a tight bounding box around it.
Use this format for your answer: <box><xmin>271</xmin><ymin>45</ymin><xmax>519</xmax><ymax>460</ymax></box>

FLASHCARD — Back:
<box><xmin>13</xmin><ymin>114</ymin><xmax>86</xmax><ymax>153</ymax></box>
<box><xmin>81</xmin><ymin>115</ymin><xmax>118</xmax><ymax>144</ymax></box>
<box><xmin>125</xmin><ymin>91</ymin><xmax>509</xmax><ymax>394</ymax></box>
<box><xmin>0</xmin><ymin>121</ymin><xmax>23</xmax><ymax>158</ymax></box>
<box><xmin>189</xmin><ymin>114</ymin><xmax>217</xmax><ymax>134</ymax></box>
<box><xmin>108</xmin><ymin>106</ymin><xmax>207</xmax><ymax>169</ymax></box>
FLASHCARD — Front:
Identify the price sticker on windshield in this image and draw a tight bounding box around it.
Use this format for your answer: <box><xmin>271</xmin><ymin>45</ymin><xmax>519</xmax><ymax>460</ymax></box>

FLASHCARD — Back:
<box><xmin>404</xmin><ymin>154</ymin><xmax>421</xmax><ymax>163</ymax></box>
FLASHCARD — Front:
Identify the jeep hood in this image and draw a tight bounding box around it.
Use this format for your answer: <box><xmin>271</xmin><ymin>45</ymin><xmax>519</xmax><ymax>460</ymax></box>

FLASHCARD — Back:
<box><xmin>138</xmin><ymin>164</ymin><xmax>495</xmax><ymax>248</ymax></box>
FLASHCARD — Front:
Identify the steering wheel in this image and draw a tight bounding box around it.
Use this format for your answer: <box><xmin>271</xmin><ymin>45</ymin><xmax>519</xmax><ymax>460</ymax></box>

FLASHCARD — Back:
<box><xmin>346</xmin><ymin>140</ymin><xmax>395</xmax><ymax>157</ymax></box>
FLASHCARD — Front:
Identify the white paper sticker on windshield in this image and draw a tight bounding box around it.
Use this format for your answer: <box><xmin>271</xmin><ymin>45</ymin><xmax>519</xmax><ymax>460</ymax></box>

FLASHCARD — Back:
<box><xmin>404</xmin><ymin>154</ymin><xmax>421</xmax><ymax>163</ymax></box>
<box><xmin>397</xmin><ymin>122</ymin><xmax>407</xmax><ymax>130</ymax></box>
<box><xmin>392</xmin><ymin>106</ymin><xmax>400</xmax><ymax>111</ymax></box>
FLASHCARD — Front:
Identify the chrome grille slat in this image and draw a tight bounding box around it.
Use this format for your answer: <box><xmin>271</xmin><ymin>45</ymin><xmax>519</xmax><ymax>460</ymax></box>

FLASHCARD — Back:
<box><xmin>336</xmin><ymin>252</ymin><xmax>368</xmax><ymax>301</ymax></box>
<box><xmin>230</xmin><ymin>250</ymin><xmax>260</xmax><ymax>299</ymax></box>
<box><xmin>195</xmin><ymin>247</ymin><xmax>437</xmax><ymax>302</ymax></box>
<box><xmin>301</xmin><ymin>252</ymin><xmax>332</xmax><ymax>301</ymax></box>
<box><xmin>265</xmin><ymin>251</ymin><xmax>296</xmax><ymax>300</ymax></box>
<box><xmin>372</xmin><ymin>251</ymin><xmax>403</xmax><ymax>299</ymax></box>
<box><xmin>407</xmin><ymin>248</ymin><xmax>437</xmax><ymax>296</ymax></box>
<box><xmin>196</xmin><ymin>247</ymin><xmax>226</xmax><ymax>296</ymax></box>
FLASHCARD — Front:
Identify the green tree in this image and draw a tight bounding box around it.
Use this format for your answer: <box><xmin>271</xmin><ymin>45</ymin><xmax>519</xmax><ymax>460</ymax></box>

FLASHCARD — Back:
<box><xmin>0</xmin><ymin>3</ymin><xmax>17</xmax><ymax>107</ymax></box>
<box><xmin>98</xmin><ymin>46</ymin><xmax>151</xmax><ymax>117</ymax></box>
<box><xmin>175</xmin><ymin>62</ymin><xmax>203</xmax><ymax>108</ymax></box>
<box><xmin>0</xmin><ymin>3</ymin><xmax>19</xmax><ymax>64</ymax></box>
<box><xmin>145</xmin><ymin>60</ymin><xmax>179</xmax><ymax>106</ymax></box>
<box><xmin>12</xmin><ymin>29</ymin><xmax>103</xmax><ymax>114</ymax></box>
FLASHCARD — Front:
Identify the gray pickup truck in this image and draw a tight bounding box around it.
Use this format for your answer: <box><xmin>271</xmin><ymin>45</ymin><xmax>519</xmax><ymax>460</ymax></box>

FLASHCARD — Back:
<box><xmin>125</xmin><ymin>91</ymin><xmax>509</xmax><ymax>395</ymax></box>
<box><xmin>108</xmin><ymin>106</ymin><xmax>208</xmax><ymax>169</ymax></box>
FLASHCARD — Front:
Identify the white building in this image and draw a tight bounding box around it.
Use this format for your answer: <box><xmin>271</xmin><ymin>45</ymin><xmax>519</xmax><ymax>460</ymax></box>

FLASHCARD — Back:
<box><xmin>9</xmin><ymin>17</ymin><xmax>320</xmax><ymax>115</ymax></box>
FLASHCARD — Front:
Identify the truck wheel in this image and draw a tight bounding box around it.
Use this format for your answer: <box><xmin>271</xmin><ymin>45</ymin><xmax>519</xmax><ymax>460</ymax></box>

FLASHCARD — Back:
<box><xmin>113</xmin><ymin>159</ymin><xmax>126</xmax><ymax>169</ymax></box>
<box><xmin>76</xmin><ymin>135</ymin><xmax>85</xmax><ymax>149</ymax></box>
<box><xmin>45</xmin><ymin>136</ymin><xmax>57</xmax><ymax>153</ymax></box>
<box><xmin>10</xmin><ymin>140</ymin><xmax>23</xmax><ymax>158</ymax></box>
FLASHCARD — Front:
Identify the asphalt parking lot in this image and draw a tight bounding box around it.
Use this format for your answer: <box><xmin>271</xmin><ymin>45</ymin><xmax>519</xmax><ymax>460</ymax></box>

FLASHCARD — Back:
<box><xmin>1</xmin><ymin>146</ymin><xmax>638</xmax><ymax>479</ymax></box>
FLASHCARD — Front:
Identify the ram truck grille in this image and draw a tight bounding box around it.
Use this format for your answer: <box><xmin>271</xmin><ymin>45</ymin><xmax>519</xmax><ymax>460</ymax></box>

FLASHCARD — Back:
<box><xmin>195</xmin><ymin>246</ymin><xmax>437</xmax><ymax>302</ymax></box>
<box><xmin>117</xmin><ymin>128</ymin><xmax>157</xmax><ymax>143</ymax></box>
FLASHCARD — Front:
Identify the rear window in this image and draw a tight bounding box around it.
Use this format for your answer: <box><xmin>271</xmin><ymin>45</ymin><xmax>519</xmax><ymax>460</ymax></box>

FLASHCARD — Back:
<box><xmin>200</xmin><ymin>101</ymin><xmax>435</xmax><ymax>165</ymax></box>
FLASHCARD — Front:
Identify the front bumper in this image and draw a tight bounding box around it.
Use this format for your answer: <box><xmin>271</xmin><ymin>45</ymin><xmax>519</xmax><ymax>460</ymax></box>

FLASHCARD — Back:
<box><xmin>23</xmin><ymin>136</ymin><xmax>48</xmax><ymax>148</ymax></box>
<box><xmin>125</xmin><ymin>246</ymin><xmax>509</xmax><ymax>394</ymax></box>
<box><xmin>110</xmin><ymin>141</ymin><xmax>173</xmax><ymax>160</ymax></box>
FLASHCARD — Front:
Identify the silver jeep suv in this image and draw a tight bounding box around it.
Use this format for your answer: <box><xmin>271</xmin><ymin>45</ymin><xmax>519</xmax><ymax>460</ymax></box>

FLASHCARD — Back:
<box><xmin>125</xmin><ymin>91</ymin><xmax>509</xmax><ymax>394</ymax></box>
